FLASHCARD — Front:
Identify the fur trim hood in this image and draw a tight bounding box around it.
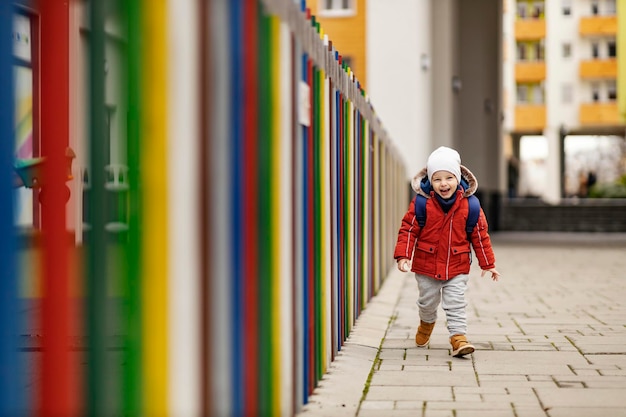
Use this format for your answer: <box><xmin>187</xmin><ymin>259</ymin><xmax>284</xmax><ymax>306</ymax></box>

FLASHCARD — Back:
<box><xmin>411</xmin><ymin>165</ymin><xmax>478</xmax><ymax>198</ymax></box>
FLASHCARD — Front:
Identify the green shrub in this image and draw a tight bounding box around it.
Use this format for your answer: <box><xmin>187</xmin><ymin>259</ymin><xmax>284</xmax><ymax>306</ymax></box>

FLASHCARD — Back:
<box><xmin>589</xmin><ymin>177</ymin><xmax>626</xmax><ymax>198</ymax></box>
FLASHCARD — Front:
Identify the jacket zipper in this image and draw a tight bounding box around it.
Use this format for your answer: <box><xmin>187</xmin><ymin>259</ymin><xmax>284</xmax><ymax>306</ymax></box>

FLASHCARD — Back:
<box><xmin>445</xmin><ymin>213</ymin><xmax>454</xmax><ymax>279</ymax></box>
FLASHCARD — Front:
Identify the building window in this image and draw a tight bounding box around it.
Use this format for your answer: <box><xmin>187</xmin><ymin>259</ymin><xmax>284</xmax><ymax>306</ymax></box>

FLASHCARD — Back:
<box><xmin>608</xmin><ymin>81</ymin><xmax>617</xmax><ymax>100</ymax></box>
<box><xmin>534</xmin><ymin>42</ymin><xmax>545</xmax><ymax>60</ymax></box>
<box><xmin>533</xmin><ymin>85</ymin><xmax>544</xmax><ymax>104</ymax></box>
<box><xmin>516</xmin><ymin>83</ymin><xmax>544</xmax><ymax>104</ymax></box>
<box><xmin>517</xmin><ymin>2</ymin><xmax>527</xmax><ymax>18</ymax></box>
<box><xmin>608</xmin><ymin>41</ymin><xmax>616</xmax><ymax>58</ymax></box>
<box><xmin>517</xmin><ymin>43</ymin><xmax>527</xmax><ymax>61</ymax></box>
<box><xmin>591</xmin><ymin>0</ymin><xmax>599</xmax><ymax>15</ymax></box>
<box><xmin>606</xmin><ymin>0</ymin><xmax>616</xmax><ymax>15</ymax></box>
<box><xmin>531</xmin><ymin>1</ymin><xmax>544</xmax><ymax>18</ymax></box>
<box><xmin>562</xmin><ymin>0</ymin><xmax>572</xmax><ymax>15</ymax></box>
<box><xmin>519</xmin><ymin>41</ymin><xmax>544</xmax><ymax>61</ymax></box>
<box><xmin>517</xmin><ymin>85</ymin><xmax>528</xmax><ymax>103</ymax></box>
<box><xmin>592</xmin><ymin>83</ymin><xmax>600</xmax><ymax>102</ymax></box>
<box><xmin>319</xmin><ymin>0</ymin><xmax>355</xmax><ymax>15</ymax></box>
<box><xmin>592</xmin><ymin>42</ymin><xmax>600</xmax><ymax>58</ymax></box>
<box><xmin>563</xmin><ymin>43</ymin><xmax>572</xmax><ymax>58</ymax></box>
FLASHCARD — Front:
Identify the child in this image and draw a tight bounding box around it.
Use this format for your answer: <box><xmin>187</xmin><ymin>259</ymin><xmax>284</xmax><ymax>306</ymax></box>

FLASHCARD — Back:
<box><xmin>394</xmin><ymin>146</ymin><xmax>500</xmax><ymax>357</ymax></box>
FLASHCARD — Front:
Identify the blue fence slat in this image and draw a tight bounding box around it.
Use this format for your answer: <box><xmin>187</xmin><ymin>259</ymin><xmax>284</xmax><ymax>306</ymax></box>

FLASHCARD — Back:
<box><xmin>0</xmin><ymin>2</ymin><xmax>22</xmax><ymax>415</ymax></box>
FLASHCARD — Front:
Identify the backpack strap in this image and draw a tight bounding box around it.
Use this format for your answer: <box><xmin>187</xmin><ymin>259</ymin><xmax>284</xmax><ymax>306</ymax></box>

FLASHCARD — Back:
<box><xmin>465</xmin><ymin>195</ymin><xmax>481</xmax><ymax>241</ymax></box>
<box><xmin>413</xmin><ymin>194</ymin><xmax>428</xmax><ymax>228</ymax></box>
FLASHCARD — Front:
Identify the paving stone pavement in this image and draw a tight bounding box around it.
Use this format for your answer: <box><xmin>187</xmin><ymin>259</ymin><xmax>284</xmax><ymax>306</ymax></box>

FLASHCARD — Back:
<box><xmin>297</xmin><ymin>232</ymin><xmax>626</xmax><ymax>417</ymax></box>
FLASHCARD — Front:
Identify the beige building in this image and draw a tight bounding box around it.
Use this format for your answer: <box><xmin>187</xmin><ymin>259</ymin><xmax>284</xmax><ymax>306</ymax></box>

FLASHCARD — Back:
<box><xmin>502</xmin><ymin>0</ymin><xmax>626</xmax><ymax>202</ymax></box>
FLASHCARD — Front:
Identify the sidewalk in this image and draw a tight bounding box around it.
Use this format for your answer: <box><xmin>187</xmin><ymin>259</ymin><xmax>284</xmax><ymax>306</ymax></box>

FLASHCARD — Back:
<box><xmin>297</xmin><ymin>232</ymin><xmax>626</xmax><ymax>417</ymax></box>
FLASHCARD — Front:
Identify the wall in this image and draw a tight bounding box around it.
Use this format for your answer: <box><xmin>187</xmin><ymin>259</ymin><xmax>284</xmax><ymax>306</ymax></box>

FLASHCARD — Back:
<box><xmin>502</xmin><ymin>199</ymin><xmax>626</xmax><ymax>231</ymax></box>
<box><xmin>367</xmin><ymin>0</ymin><xmax>432</xmax><ymax>177</ymax></box>
<box><xmin>456</xmin><ymin>0</ymin><xmax>502</xmax><ymax>193</ymax></box>
<box><xmin>432</xmin><ymin>0</ymin><xmax>459</xmax><ymax>150</ymax></box>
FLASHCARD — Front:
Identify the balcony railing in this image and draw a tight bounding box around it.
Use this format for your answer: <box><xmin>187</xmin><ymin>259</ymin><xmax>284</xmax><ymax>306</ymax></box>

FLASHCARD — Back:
<box><xmin>515</xmin><ymin>62</ymin><xmax>546</xmax><ymax>83</ymax></box>
<box><xmin>515</xmin><ymin>104</ymin><xmax>546</xmax><ymax>131</ymax></box>
<box><xmin>579</xmin><ymin>16</ymin><xmax>617</xmax><ymax>36</ymax></box>
<box><xmin>515</xmin><ymin>19</ymin><xmax>546</xmax><ymax>40</ymax></box>
<box><xmin>579</xmin><ymin>59</ymin><xmax>617</xmax><ymax>79</ymax></box>
<box><xmin>579</xmin><ymin>102</ymin><xmax>621</xmax><ymax>126</ymax></box>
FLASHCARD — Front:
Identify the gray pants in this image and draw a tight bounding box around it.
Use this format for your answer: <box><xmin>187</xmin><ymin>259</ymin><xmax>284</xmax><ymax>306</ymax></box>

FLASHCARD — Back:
<box><xmin>415</xmin><ymin>273</ymin><xmax>469</xmax><ymax>337</ymax></box>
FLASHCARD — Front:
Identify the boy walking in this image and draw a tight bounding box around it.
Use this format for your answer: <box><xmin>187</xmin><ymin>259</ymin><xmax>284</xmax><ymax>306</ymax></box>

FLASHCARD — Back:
<box><xmin>394</xmin><ymin>146</ymin><xmax>500</xmax><ymax>357</ymax></box>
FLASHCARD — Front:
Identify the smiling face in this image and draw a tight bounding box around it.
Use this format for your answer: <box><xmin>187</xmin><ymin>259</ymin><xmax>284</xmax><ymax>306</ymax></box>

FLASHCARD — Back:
<box><xmin>431</xmin><ymin>170</ymin><xmax>459</xmax><ymax>199</ymax></box>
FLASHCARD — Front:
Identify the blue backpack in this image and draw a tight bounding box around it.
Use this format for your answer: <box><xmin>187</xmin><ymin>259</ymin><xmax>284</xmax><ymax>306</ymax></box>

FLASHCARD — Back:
<box><xmin>413</xmin><ymin>193</ymin><xmax>481</xmax><ymax>242</ymax></box>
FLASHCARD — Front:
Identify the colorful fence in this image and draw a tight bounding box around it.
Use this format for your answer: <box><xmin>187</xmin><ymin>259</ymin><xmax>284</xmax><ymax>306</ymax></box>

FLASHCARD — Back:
<box><xmin>1</xmin><ymin>0</ymin><xmax>408</xmax><ymax>416</ymax></box>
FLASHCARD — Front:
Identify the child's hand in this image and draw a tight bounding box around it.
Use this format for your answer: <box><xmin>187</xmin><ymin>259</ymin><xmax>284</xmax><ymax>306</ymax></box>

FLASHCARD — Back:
<box><xmin>397</xmin><ymin>259</ymin><xmax>411</xmax><ymax>272</ymax></box>
<box><xmin>481</xmin><ymin>268</ymin><xmax>500</xmax><ymax>282</ymax></box>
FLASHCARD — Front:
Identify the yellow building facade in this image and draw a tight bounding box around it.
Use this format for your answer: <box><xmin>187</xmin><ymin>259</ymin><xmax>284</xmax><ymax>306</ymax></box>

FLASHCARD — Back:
<box><xmin>305</xmin><ymin>0</ymin><xmax>367</xmax><ymax>88</ymax></box>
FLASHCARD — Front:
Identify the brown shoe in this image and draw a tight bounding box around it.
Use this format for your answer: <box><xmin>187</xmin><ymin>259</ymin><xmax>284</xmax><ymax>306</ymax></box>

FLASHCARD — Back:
<box><xmin>415</xmin><ymin>320</ymin><xmax>435</xmax><ymax>347</ymax></box>
<box><xmin>450</xmin><ymin>334</ymin><xmax>475</xmax><ymax>357</ymax></box>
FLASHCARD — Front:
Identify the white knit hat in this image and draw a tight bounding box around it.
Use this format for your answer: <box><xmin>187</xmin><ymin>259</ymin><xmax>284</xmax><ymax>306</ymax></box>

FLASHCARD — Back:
<box><xmin>427</xmin><ymin>146</ymin><xmax>461</xmax><ymax>183</ymax></box>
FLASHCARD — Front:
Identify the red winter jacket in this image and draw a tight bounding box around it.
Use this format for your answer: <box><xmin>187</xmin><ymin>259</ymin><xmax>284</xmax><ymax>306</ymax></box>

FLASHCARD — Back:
<box><xmin>393</xmin><ymin>165</ymin><xmax>496</xmax><ymax>280</ymax></box>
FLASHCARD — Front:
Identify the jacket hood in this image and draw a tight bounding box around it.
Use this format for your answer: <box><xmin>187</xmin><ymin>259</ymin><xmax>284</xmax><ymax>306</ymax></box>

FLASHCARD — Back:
<box><xmin>411</xmin><ymin>165</ymin><xmax>478</xmax><ymax>198</ymax></box>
